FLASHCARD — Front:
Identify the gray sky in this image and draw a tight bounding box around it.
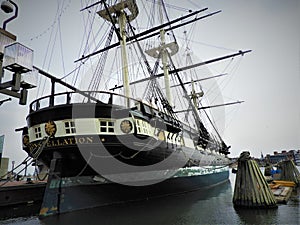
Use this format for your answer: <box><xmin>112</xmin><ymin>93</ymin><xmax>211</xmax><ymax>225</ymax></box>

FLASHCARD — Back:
<box><xmin>0</xmin><ymin>0</ymin><xmax>299</xmax><ymax>171</ymax></box>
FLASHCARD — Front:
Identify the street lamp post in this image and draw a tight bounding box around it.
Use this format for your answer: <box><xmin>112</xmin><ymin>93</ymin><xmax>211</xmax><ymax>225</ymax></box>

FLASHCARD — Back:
<box><xmin>0</xmin><ymin>0</ymin><xmax>36</xmax><ymax>105</ymax></box>
<box><xmin>1</xmin><ymin>0</ymin><xmax>18</xmax><ymax>30</ymax></box>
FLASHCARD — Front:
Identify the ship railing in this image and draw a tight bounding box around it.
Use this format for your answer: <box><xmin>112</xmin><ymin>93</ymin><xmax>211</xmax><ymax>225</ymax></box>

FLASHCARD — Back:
<box><xmin>29</xmin><ymin>91</ymin><xmax>144</xmax><ymax>113</ymax></box>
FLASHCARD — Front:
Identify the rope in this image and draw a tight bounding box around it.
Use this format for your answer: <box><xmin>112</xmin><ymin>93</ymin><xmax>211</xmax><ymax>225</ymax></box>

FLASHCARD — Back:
<box><xmin>144</xmin><ymin>0</ymin><xmax>191</xmax><ymax>12</ymax></box>
<box><xmin>176</xmin><ymin>35</ymin><xmax>239</xmax><ymax>52</ymax></box>
<box><xmin>87</xmin><ymin>26</ymin><xmax>115</xmax><ymax>98</ymax></box>
<box><xmin>126</xmin><ymin>15</ymin><xmax>175</xmax><ymax>116</ymax></box>
<box><xmin>38</xmin><ymin>0</ymin><xmax>70</xmax><ymax>97</ymax></box>
<box><xmin>0</xmin><ymin>136</ymin><xmax>51</xmax><ymax>186</ymax></box>
<box><xmin>32</xmin><ymin>149</ymin><xmax>50</xmax><ymax>182</ymax></box>
<box><xmin>58</xmin><ymin>18</ymin><xmax>66</xmax><ymax>76</ymax></box>
<box><xmin>31</xmin><ymin>136</ymin><xmax>50</xmax><ymax>159</ymax></box>
<box><xmin>24</xmin><ymin>0</ymin><xmax>71</xmax><ymax>42</ymax></box>
<box><xmin>238</xmin><ymin>151</ymin><xmax>251</xmax><ymax>162</ymax></box>
<box><xmin>35</xmin><ymin>165</ymin><xmax>49</xmax><ymax>181</ymax></box>
<box><xmin>75</xmin><ymin>151</ymin><xmax>122</xmax><ymax>177</ymax></box>
<box><xmin>72</xmin><ymin>1</ymin><xmax>107</xmax><ymax>87</ymax></box>
<box><xmin>161</xmin><ymin>0</ymin><xmax>177</xmax><ymax>43</ymax></box>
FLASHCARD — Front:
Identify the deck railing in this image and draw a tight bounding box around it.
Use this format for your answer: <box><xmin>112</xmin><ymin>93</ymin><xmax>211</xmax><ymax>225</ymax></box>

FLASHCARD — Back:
<box><xmin>29</xmin><ymin>91</ymin><xmax>141</xmax><ymax>113</ymax></box>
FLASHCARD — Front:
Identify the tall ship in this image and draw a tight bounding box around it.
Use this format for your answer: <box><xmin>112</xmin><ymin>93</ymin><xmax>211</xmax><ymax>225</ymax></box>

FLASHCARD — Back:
<box><xmin>6</xmin><ymin>0</ymin><xmax>250</xmax><ymax>217</ymax></box>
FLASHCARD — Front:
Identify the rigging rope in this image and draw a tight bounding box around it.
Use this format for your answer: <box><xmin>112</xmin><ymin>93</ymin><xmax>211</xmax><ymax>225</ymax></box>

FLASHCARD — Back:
<box><xmin>161</xmin><ymin>0</ymin><xmax>177</xmax><ymax>43</ymax></box>
<box><xmin>104</xmin><ymin>48</ymin><xmax>119</xmax><ymax>91</ymax></box>
<box><xmin>86</xmin><ymin>26</ymin><xmax>115</xmax><ymax>97</ymax></box>
<box><xmin>35</xmin><ymin>0</ymin><xmax>74</xmax><ymax>97</ymax></box>
<box><xmin>24</xmin><ymin>0</ymin><xmax>71</xmax><ymax>42</ymax></box>
<box><xmin>72</xmin><ymin>0</ymin><xmax>107</xmax><ymax>87</ymax></box>
<box><xmin>144</xmin><ymin>0</ymin><xmax>191</xmax><ymax>12</ymax></box>
<box><xmin>125</xmin><ymin>14</ymin><xmax>174</xmax><ymax>116</ymax></box>
<box><xmin>176</xmin><ymin>36</ymin><xmax>239</xmax><ymax>52</ymax></box>
<box><xmin>166</xmin><ymin>50</ymin><xmax>211</xmax><ymax>148</ymax></box>
<box><xmin>58</xmin><ymin>17</ymin><xmax>66</xmax><ymax>76</ymax></box>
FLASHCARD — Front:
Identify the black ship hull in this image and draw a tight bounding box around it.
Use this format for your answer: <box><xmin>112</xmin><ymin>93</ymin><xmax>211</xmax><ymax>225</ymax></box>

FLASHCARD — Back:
<box><xmin>25</xmin><ymin>134</ymin><xmax>227</xmax><ymax>178</ymax></box>
<box><xmin>24</xmin><ymin>95</ymin><xmax>229</xmax><ymax>177</ymax></box>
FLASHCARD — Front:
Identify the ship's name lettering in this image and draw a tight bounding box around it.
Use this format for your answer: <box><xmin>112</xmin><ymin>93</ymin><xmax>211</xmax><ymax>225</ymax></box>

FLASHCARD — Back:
<box><xmin>28</xmin><ymin>136</ymin><xmax>94</xmax><ymax>151</ymax></box>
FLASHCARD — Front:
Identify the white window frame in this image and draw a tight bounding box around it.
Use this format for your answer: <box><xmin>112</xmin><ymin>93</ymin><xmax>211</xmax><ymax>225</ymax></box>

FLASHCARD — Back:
<box><xmin>65</xmin><ymin>121</ymin><xmax>76</xmax><ymax>134</ymax></box>
<box><xmin>34</xmin><ymin>126</ymin><xmax>42</xmax><ymax>138</ymax></box>
<box><xmin>99</xmin><ymin>119</ymin><xmax>115</xmax><ymax>133</ymax></box>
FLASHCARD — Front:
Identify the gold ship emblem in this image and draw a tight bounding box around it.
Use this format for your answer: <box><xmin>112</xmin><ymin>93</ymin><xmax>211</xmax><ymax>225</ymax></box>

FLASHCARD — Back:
<box><xmin>45</xmin><ymin>121</ymin><xmax>57</xmax><ymax>137</ymax></box>
<box><xmin>22</xmin><ymin>134</ymin><xmax>29</xmax><ymax>146</ymax></box>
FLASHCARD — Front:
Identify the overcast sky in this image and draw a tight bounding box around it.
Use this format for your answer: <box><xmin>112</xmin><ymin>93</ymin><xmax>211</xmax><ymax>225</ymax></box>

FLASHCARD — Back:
<box><xmin>0</xmin><ymin>0</ymin><xmax>299</xmax><ymax>171</ymax></box>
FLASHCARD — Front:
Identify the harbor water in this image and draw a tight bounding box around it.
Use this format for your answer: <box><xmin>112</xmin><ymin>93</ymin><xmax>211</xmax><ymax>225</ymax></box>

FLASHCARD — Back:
<box><xmin>1</xmin><ymin>169</ymin><xmax>299</xmax><ymax>225</ymax></box>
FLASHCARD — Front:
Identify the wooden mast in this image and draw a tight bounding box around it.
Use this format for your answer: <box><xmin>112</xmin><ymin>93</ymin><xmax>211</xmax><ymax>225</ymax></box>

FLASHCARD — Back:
<box><xmin>97</xmin><ymin>0</ymin><xmax>139</xmax><ymax>107</ymax></box>
<box><xmin>145</xmin><ymin>0</ymin><xmax>179</xmax><ymax>107</ymax></box>
<box><xmin>159</xmin><ymin>0</ymin><xmax>172</xmax><ymax>106</ymax></box>
<box><xmin>119</xmin><ymin>5</ymin><xmax>130</xmax><ymax>107</ymax></box>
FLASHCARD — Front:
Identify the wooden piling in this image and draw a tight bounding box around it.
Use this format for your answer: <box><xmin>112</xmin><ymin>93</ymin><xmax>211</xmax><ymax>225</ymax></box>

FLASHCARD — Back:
<box><xmin>233</xmin><ymin>151</ymin><xmax>277</xmax><ymax>208</ymax></box>
<box><xmin>277</xmin><ymin>160</ymin><xmax>300</xmax><ymax>186</ymax></box>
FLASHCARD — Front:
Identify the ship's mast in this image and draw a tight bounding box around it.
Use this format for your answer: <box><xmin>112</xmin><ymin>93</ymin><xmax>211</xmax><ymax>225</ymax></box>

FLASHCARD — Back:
<box><xmin>184</xmin><ymin>35</ymin><xmax>204</xmax><ymax>109</ymax></box>
<box><xmin>145</xmin><ymin>0</ymin><xmax>178</xmax><ymax>107</ymax></box>
<box><xmin>158</xmin><ymin>1</ymin><xmax>172</xmax><ymax>106</ymax></box>
<box><xmin>119</xmin><ymin>8</ymin><xmax>130</xmax><ymax>107</ymax></box>
<box><xmin>97</xmin><ymin>0</ymin><xmax>139</xmax><ymax>107</ymax></box>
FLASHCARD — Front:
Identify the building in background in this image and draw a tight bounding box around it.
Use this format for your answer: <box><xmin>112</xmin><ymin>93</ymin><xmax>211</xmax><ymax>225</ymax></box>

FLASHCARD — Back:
<box><xmin>265</xmin><ymin>150</ymin><xmax>300</xmax><ymax>165</ymax></box>
<box><xmin>0</xmin><ymin>157</ymin><xmax>9</xmax><ymax>180</ymax></box>
<box><xmin>0</xmin><ymin>135</ymin><xmax>10</xmax><ymax>180</ymax></box>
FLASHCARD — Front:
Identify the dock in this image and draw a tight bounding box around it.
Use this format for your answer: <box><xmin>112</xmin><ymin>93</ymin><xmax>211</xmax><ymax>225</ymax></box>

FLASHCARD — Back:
<box><xmin>265</xmin><ymin>159</ymin><xmax>300</xmax><ymax>204</ymax></box>
<box><xmin>269</xmin><ymin>180</ymin><xmax>296</xmax><ymax>204</ymax></box>
<box><xmin>0</xmin><ymin>181</ymin><xmax>46</xmax><ymax>207</ymax></box>
<box><xmin>233</xmin><ymin>151</ymin><xmax>277</xmax><ymax>208</ymax></box>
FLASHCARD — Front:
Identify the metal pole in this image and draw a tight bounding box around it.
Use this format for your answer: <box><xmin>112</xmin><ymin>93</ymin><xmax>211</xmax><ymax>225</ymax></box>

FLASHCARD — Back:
<box><xmin>11</xmin><ymin>160</ymin><xmax>15</xmax><ymax>180</ymax></box>
<box><xmin>2</xmin><ymin>0</ymin><xmax>18</xmax><ymax>30</ymax></box>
